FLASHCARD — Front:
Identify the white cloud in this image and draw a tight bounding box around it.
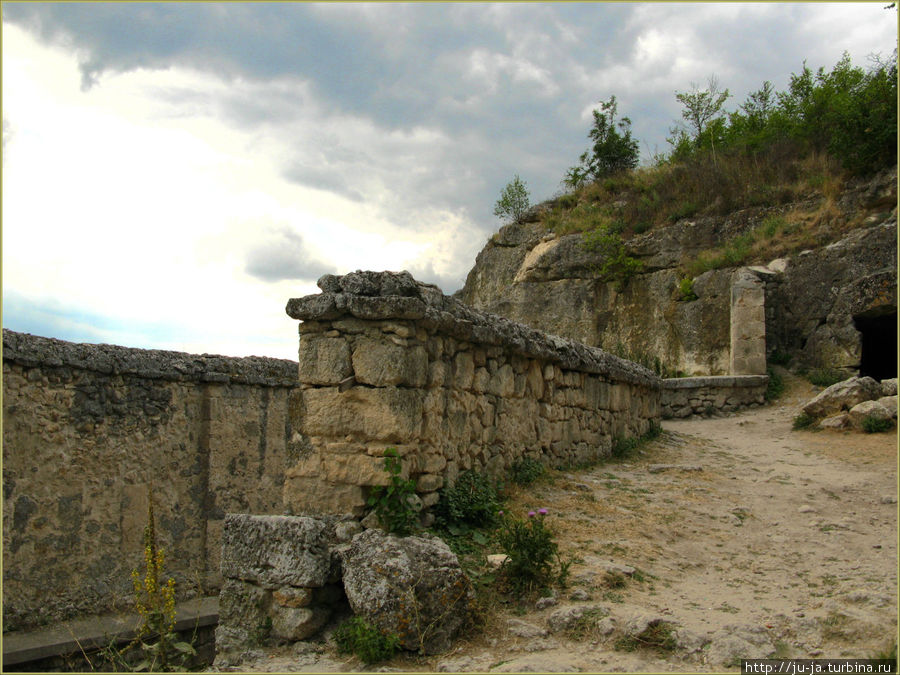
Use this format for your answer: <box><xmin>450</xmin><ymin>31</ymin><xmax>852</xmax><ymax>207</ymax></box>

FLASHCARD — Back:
<box><xmin>2</xmin><ymin>22</ymin><xmax>480</xmax><ymax>358</ymax></box>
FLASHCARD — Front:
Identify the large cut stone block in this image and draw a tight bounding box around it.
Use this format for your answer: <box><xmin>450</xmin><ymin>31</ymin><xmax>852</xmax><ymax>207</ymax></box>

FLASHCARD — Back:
<box><xmin>283</xmin><ymin>475</ymin><xmax>368</xmax><ymax>516</ymax></box>
<box><xmin>299</xmin><ymin>386</ymin><xmax>423</xmax><ymax>442</ymax></box>
<box><xmin>298</xmin><ymin>336</ymin><xmax>352</xmax><ymax>385</ymax></box>
<box><xmin>220</xmin><ymin>514</ymin><xmax>333</xmax><ymax>588</ymax></box>
<box><xmin>351</xmin><ymin>337</ymin><xmax>428</xmax><ymax>387</ymax></box>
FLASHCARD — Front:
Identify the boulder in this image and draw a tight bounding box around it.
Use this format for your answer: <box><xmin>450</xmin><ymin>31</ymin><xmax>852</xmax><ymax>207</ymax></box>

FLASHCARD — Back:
<box><xmin>819</xmin><ymin>414</ymin><xmax>850</xmax><ymax>431</ymax></box>
<box><xmin>876</xmin><ymin>395</ymin><xmax>898</xmax><ymax>417</ymax></box>
<box><xmin>881</xmin><ymin>378</ymin><xmax>898</xmax><ymax>396</ymax></box>
<box><xmin>848</xmin><ymin>399</ymin><xmax>894</xmax><ymax>427</ymax></box>
<box><xmin>801</xmin><ymin>376</ymin><xmax>883</xmax><ymax>418</ymax></box>
<box><xmin>340</xmin><ymin>529</ymin><xmax>472</xmax><ymax>654</ymax></box>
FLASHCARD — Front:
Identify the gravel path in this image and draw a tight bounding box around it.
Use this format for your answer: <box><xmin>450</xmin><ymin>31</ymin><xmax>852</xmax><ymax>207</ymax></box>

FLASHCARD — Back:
<box><xmin>217</xmin><ymin>377</ymin><xmax>898</xmax><ymax>673</ymax></box>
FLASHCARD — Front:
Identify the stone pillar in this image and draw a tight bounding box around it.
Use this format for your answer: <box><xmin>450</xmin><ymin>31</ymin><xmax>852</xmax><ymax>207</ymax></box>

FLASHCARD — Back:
<box><xmin>730</xmin><ymin>268</ymin><xmax>767</xmax><ymax>375</ymax></box>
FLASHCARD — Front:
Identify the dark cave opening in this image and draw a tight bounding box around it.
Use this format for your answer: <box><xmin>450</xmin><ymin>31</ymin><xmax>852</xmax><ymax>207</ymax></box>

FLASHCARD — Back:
<box><xmin>854</xmin><ymin>309</ymin><xmax>898</xmax><ymax>381</ymax></box>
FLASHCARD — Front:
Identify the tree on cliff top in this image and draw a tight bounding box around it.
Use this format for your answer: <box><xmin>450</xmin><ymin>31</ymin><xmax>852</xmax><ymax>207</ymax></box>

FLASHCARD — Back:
<box><xmin>565</xmin><ymin>95</ymin><xmax>640</xmax><ymax>189</ymax></box>
<box><xmin>494</xmin><ymin>175</ymin><xmax>531</xmax><ymax>224</ymax></box>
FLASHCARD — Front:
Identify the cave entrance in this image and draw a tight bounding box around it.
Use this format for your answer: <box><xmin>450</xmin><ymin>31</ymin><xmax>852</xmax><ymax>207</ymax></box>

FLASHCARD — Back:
<box><xmin>854</xmin><ymin>309</ymin><xmax>897</xmax><ymax>381</ymax></box>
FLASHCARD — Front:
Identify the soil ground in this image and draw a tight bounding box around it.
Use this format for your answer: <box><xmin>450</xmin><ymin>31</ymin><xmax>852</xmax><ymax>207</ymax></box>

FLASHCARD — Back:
<box><xmin>218</xmin><ymin>374</ymin><xmax>898</xmax><ymax>673</ymax></box>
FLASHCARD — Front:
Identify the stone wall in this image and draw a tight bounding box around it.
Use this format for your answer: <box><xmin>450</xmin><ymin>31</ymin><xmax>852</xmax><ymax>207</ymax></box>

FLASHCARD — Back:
<box><xmin>2</xmin><ymin>330</ymin><xmax>299</xmax><ymax>631</ymax></box>
<box><xmin>661</xmin><ymin>375</ymin><xmax>769</xmax><ymax>419</ymax></box>
<box><xmin>283</xmin><ymin>271</ymin><xmax>661</xmax><ymax>517</ymax></box>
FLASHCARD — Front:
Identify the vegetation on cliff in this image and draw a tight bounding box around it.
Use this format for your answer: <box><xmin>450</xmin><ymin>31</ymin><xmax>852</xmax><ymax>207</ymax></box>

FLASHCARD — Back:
<box><xmin>501</xmin><ymin>52</ymin><xmax>896</xmax><ymax>279</ymax></box>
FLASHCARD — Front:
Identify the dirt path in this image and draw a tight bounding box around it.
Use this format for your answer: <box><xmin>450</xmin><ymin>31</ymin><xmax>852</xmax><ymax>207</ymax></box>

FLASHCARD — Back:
<box><xmin>220</xmin><ymin>378</ymin><xmax>898</xmax><ymax>673</ymax></box>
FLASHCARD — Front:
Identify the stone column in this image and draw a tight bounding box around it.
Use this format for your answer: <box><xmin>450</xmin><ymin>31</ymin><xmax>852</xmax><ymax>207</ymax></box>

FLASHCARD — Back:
<box><xmin>730</xmin><ymin>268</ymin><xmax>767</xmax><ymax>375</ymax></box>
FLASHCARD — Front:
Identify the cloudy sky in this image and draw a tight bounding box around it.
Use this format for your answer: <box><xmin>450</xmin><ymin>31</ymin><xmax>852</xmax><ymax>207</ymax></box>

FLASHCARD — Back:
<box><xmin>2</xmin><ymin>3</ymin><xmax>895</xmax><ymax>359</ymax></box>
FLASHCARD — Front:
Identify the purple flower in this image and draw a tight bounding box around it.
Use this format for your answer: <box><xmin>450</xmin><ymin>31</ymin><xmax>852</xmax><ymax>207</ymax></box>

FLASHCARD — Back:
<box><xmin>538</xmin><ymin>508</ymin><xmax>548</xmax><ymax>516</ymax></box>
<box><xmin>498</xmin><ymin>510</ymin><xmax>504</xmax><ymax>516</ymax></box>
<box><xmin>527</xmin><ymin>511</ymin><xmax>536</xmax><ymax>517</ymax></box>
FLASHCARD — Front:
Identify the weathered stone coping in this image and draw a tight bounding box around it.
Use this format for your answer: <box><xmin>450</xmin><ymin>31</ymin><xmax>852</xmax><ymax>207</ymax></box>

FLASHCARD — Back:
<box><xmin>286</xmin><ymin>271</ymin><xmax>660</xmax><ymax>388</ymax></box>
<box><xmin>662</xmin><ymin>375</ymin><xmax>769</xmax><ymax>390</ymax></box>
<box><xmin>1</xmin><ymin>596</ymin><xmax>217</xmax><ymax>667</ymax></box>
<box><xmin>2</xmin><ymin>329</ymin><xmax>298</xmax><ymax>387</ymax></box>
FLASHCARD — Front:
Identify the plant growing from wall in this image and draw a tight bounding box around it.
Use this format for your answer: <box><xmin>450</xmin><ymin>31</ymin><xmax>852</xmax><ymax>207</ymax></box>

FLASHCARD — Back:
<box><xmin>677</xmin><ymin>277</ymin><xmax>698</xmax><ymax>301</ymax></box>
<box><xmin>367</xmin><ymin>448</ymin><xmax>419</xmax><ymax>536</ymax></box>
<box><xmin>581</xmin><ymin>225</ymin><xmax>643</xmax><ymax>285</ymax></box>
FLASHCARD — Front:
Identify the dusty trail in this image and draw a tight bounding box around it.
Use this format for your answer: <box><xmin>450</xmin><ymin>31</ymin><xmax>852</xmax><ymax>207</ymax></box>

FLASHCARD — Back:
<box><xmin>220</xmin><ymin>378</ymin><xmax>898</xmax><ymax>673</ymax></box>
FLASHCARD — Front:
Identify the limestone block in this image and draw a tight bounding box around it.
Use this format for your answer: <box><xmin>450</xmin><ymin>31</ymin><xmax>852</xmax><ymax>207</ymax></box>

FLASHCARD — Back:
<box><xmin>420</xmin><ymin>453</ymin><xmax>448</xmax><ymax>474</ymax></box>
<box><xmin>270</xmin><ymin>605</ymin><xmax>330</xmax><ymax>641</ymax></box>
<box><xmin>819</xmin><ymin>414</ymin><xmax>849</xmax><ymax>430</ymax></box>
<box><xmin>610</xmin><ymin>384</ymin><xmax>631</xmax><ymax>412</ymax></box>
<box><xmin>299</xmin><ymin>386</ymin><xmax>423</xmax><ymax>443</ymax></box>
<box><xmin>273</xmin><ymin>587</ymin><xmax>314</xmax><ymax>608</ymax></box>
<box><xmin>322</xmin><ymin>453</ymin><xmax>393</xmax><ymax>486</ymax></box>
<box><xmin>220</xmin><ymin>514</ymin><xmax>334</xmax><ymax>588</ymax></box>
<box><xmin>351</xmin><ymin>337</ymin><xmax>427</xmax><ymax>387</ymax></box>
<box><xmin>452</xmin><ymin>351</ymin><xmax>475</xmax><ymax>389</ymax></box>
<box><xmin>848</xmin><ymin>399</ymin><xmax>894</xmax><ymax>427</ymax></box>
<box><xmin>881</xmin><ymin>378</ymin><xmax>898</xmax><ymax>396</ymax></box>
<box><xmin>283</xmin><ymin>476</ymin><xmax>367</xmax><ymax>516</ymax></box>
<box><xmin>802</xmin><ymin>376</ymin><xmax>883</xmax><ymax>418</ymax></box>
<box><xmin>428</xmin><ymin>360</ymin><xmax>449</xmax><ymax>388</ymax></box>
<box><xmin>473</xmin><ymin>367</ymin><xmax>490</xmax><ymax>393</ymax></box>
<box><xmin>297</xmin><ymin>336</ymin><xmax>352</xmax><ymax>385</ymax></box>
<box><xmin>525</xmin><ymin>361</ymin><xmax>544</xmax><ymax>398</ymax></box>
<box><xmin>876</xmin><ymin>395</ymin><xmax>898</xmax><ymax>417</ymax></box>
<box><xmin>416</xmin><ymin>473</ymin><xmax>444</xmax><ymax>492</ymax></box>
<box><xmin>487</xmin><ymin>363</ymin><xmax>516</xmax><ymax>397</ymax></box>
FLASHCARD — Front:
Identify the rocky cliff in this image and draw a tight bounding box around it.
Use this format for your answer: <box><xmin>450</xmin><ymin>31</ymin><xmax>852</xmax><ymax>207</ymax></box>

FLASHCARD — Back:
<box><xmin>457</xmin><ymin>168</ymin><xmax>897</xmax><ymax>377</ymax></box>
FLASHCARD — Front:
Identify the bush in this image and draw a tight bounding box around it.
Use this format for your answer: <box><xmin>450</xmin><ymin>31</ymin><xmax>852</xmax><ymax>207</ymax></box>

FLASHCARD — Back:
<box><xmin>334</xmin><ymin>617</ymin><xmax>401</xmax><ymax>664</ymax></box>
<box><xmin>765</xmin><ymin>367</ymin><xmax>784</xmax><ymax>402</ymax></box>
<box><xmin>434</xmin><ymin>470</ymin><xmax>500</xmax><ymax>529</ymax></box>
<box><xmin>677</xmin><ymin>277</ymin><xmax>698</xmax><ymax>301</ymax></box>
<box><xmin>565</xmin><ymin>95</ymin><xmax>639</xmax><ymax>188</ymax></box>
<box><xmin>862</xmin><ymin>416</ymin><xmax>895</xmax><ymax>434</ymax></box>
<box><xmin>367</xmin><ymin>448</ymin><xmax>419</xmax><ymax>536</ymax></box>
<box><xmin>792</xmin><ymin>412</ymin><xmax>817</xmax><ymax>430</ymax></box>
<box><xmin>807</xmin><ymin>368</ymin><xmax>846</xmax><ymax>387</ymax></box>
<box><xmin>581</xmin><ymin>225</ymin><xmax>643</xmax><ymax>283</ymax></box>
<box><xmin>510</xmin><ymin>457</ymin><xmax>546</xmax><ymax>486</ymax></box>
<box><xmin>496</xmin><ymin>509</ymin><xmax>569</xmax><ymax>594</ymax></box>
<box><xmin>494</xmin><ymin>175</ymin><xmax>531</xmax><ymax>224</ymax></box>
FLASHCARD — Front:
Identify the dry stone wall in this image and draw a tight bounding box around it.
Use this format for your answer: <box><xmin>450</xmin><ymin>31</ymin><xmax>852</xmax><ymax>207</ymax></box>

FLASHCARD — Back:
<box><xmin>284</xmin><ymin>271</ymin><xmax>661</xmax><ymax>517</ymax></box>
<box><xmin>660</xmin><ymin>375</ymin><xmax>769</xmax><ymax>419</ymax></box>
<box><xmin>2</xmin><ymin>330</ymin><xmax>298</xmax><ymax>631</ymax></box>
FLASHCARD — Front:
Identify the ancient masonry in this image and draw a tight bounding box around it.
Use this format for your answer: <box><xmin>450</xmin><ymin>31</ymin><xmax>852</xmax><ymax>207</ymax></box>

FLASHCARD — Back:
<box><xmin>283</xmin><ymin>270</ymin><xmax>661</xmax><ymax>517</ymax></box>
<box><xmin>3</xmin><ymin>270</ymin><xmax>769</xmax><ymax>638</ymax></box>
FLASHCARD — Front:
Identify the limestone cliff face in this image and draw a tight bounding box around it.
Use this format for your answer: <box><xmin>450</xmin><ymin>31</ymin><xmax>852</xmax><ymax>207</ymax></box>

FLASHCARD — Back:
<box><xmin>457</xmin><ymin>169</ymin><xmax>897</xmax><ymax>376</ymax></box>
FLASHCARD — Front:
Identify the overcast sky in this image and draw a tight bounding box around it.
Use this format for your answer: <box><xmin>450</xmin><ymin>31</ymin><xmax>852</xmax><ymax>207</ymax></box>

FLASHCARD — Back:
<box><xmin>2</xmin><ymin>3</ymin><xmax>895</xmax><ymax>359</ymax></box>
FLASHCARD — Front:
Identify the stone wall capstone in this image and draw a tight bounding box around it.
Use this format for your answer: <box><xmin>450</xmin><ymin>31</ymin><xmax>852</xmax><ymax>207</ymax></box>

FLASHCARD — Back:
<box><xmin>284</xmin><ymin>270</ymin><xmax>662</xmax><ymax>517</ymax></box>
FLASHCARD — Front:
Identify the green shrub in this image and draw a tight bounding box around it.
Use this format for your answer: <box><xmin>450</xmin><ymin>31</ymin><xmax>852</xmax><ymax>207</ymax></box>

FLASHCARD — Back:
<box><xmin>792</xmin><ymin>412</ymin><xmax>817</xmax><ymax>430</ymax></box>
<box><xmin>765</xmin><ymin>367</ymin><xmax>784</xmax><ymax>401</ymax></box>
<box><xmin>494</xmin><ymin>175</ymin><xmax>530</xmax><ymax>224</ymax></box>
<box><xmin>807</xmin><ymin>368</ymin><xmax>846</xmax><ymax>387</ymax></box>
<box><xmin>334</xmin><ymin>616</ymin><xmax>401</xmax><ymax>664</ymax></box>
<box><xmin>862</xmin><ymin>416</ymin><xmax>895</xmax><ymax>434</ymax></box>
<box><xmin>509</xmin><ymin>457</ymin><xmax>546</xmax><ymax>486</ymax></box>
<box><xmin>434</xmin><ymin>470</ymin><xmax>500</xmax><ymax>529</ymax></box>
<box><xmin>769</xmin><ymin>350</ymin><xmax>792</xmax><ymax>366</ymax></box>
<box><xmin>581</xmin><ymin>225</ymin><xmax>643</xmax><ymax>283</ymax></box>
<box><xmin>677</xmin><ymin>277</ymin><xmax>698</xmax><ymax>301</ymax></box>
<box><xmin>496</xmin><ymin>509</ymin><xmax>569</xmax><ymax>594</ymax></box>
<box><xmin>367</xmin><ymin>448</ymin><xmax>418</xmax><ymax>536</ymax></box>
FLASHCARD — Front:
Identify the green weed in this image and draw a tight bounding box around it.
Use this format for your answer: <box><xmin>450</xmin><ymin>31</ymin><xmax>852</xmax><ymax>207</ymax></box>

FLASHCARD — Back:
<box><xmin>333</xmin><ymin>616</ymin><xmax>401</xmax><ymax>664</ymax></box>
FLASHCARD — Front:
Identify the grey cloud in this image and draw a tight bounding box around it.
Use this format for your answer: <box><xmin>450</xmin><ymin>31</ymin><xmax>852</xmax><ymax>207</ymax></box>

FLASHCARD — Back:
<box><xmin>7</xmin><ymin>2</ymin><xmax>893</xmax><ymax>236</ymax></box>
<box><xmin>244</xmin><ymin>228</ymin><xmax>336</xmax><ymax>283</ymax></box>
